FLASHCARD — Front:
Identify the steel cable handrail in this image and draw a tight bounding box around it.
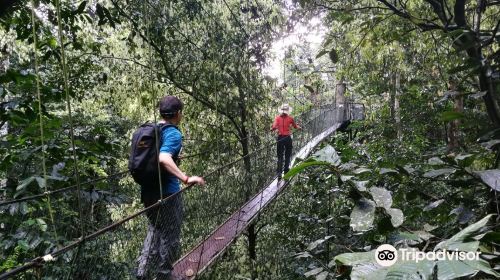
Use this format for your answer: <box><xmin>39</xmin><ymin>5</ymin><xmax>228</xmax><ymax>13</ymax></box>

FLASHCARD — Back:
<box><xmin>0</xmin><ymin>104</ymin><xmax>342</xmax><ymax>279</ymax></box>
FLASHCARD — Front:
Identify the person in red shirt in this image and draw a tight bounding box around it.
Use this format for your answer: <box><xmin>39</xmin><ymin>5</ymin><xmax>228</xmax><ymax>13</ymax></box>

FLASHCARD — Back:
<box><xmin>271</xmin><ymin>103</ymin><xmax>301</xmax><ymax>180</ymax></box>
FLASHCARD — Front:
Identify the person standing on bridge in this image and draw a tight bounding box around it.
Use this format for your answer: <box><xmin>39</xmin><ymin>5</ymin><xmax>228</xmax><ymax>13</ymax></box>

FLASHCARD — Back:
<box><xmin>271</xmin><ymin>103</ymin><xmax>301</xmax><ymax>180</ymax></box>
<box><xmin>137</xmin><ymin>96</ymin><xmax>205</xmax><ymax>280</ymax></box>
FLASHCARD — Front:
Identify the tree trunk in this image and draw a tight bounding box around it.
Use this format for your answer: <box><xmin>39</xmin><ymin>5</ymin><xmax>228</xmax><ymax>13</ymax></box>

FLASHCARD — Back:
<box><xmin>468</xmin><ymin>0</ymin><xmax>500</xmax><ymax>127</ymax></box>
<box><xmin>447</xmin><ymin>81</ymin><xmax>463</xmax><ymax>151</ymax></box>
<box><xmin>335</xmin><ymin>77</ymin><xmax>346</xmax><ymax>105</ymax></box>
<box><xmin>247</xmin><ymin>224</ymin><xmax>257</xmax><ymax>280</ymax></box>
<box><xmin>394</xmin><ymin>72</ymin><xmax>402</xmax><ymax>140</ymax></box>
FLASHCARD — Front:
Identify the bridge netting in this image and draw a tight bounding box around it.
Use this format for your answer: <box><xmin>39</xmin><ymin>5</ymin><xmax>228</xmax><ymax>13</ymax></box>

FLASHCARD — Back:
<box><xmin>0</xmin><ymin>103</ymin><xmax>361</xmax><ymax>280</ymax></box>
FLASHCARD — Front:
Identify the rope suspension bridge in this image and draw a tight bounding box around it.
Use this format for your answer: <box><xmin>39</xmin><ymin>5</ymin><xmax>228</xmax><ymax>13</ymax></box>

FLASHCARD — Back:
<box><xmin>0</xmin><ymin>103</ymin><xmax>363</xmax><ymax>280</ymax></box>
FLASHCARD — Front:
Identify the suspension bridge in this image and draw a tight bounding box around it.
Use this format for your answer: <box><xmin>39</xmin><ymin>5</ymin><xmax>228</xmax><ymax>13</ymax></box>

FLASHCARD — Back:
<box><xmin>0</xmin><ymin>103</ymin><xmax>363</xmax><ymax>280</ymax></box>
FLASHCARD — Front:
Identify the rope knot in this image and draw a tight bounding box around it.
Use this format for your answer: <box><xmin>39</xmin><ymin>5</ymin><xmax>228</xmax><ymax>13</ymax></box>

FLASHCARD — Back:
<box><xmin>42</xmin><ymin>254</ymin><xmax>55</xmax><ymax>262</ymax></box>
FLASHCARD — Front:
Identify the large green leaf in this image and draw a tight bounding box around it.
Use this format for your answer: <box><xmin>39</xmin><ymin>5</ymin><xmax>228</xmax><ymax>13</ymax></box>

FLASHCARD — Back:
<box><xmin>285</xmin><ymin>145</ymin><xmax>340</xmax><ymax>179</ymax></box>
<box><xmin>14</xmin><ymin>176</ymin><xmax>36</xmax><ymax>198</ymax></box>
<box><xmin>474</xmin><ymin>169</ymin><xmax>500</xmax><ymax>191</ymax></box>
<box><xmin>386</xmin><ymin>208</ymin><xmax>404</xmax><ymax>227</ymax></box>
<box><xmin>370</xmin><ymin>187</ymin><xmax>392</xmax><ymax>209</ymax></box>
<box><xmin>351</xmin><ymin>180</ymin><xmax>369</xmax><ymax>191</ymax></box>
<box><xmin>334</xmin><ymin>249</ymin><xmax>434</xmax><ymax>280</ymax></box>
<box><xmin>333</xmin><ymin>250</ymin><xmax>374</xmax><ymax>266</ymax></box>
<box><xmin>436</xmin><ymin>259</ymin><xmax>500</xmax><ymax>280</ymax></box>
<box><xmin>423</xmin><ymin>168</ymin><xmax>456</xmax><ymax>178</ymax></box>
<box><xmin>284</xmin><ymin>160</ymin><xmax>331</xmax><ymax>179</ymax></box>
<box><xmin>350</xmin><ymin>198</ymin><xmax>376</xmax><ymax>231</ymax></box>
<box><xmin>312</xmin><ymin>145</ymin><xmax>341</xmax><ymax>166</ymax></box>
<box><xmin>463</xmin><ymin>259</ymin><xmax>500</xmax><ymax>277</ymax></box>
<box><xmin>436</xmin><ymin>214</ymin><xmax>495</xmax><ymax>250</ymax></box>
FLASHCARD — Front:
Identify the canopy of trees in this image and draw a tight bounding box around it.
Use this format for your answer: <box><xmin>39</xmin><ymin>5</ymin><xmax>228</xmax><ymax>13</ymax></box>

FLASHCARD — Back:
<box><xmin>0</xmin><ymin>0</ymin><xmax>499</xmax><ymax>279</ymax></box>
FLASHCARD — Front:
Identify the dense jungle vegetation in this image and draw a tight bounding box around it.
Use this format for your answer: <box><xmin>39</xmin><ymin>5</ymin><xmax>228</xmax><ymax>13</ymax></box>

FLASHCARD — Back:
<box><xmin>0</xmin><ymin>0</ymin><xmax>499</xmax><ymax>279</ymax></box>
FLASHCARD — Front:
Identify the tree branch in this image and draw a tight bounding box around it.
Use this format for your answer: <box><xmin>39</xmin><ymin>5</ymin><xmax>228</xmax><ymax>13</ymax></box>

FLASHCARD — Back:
<box><xmin>376</xmin><ymin>0</ymin><xmax>444</xmax><ymax>31</ymax></box>
<box><xmin>454</xmin><ymin>0</ymin><xmax>467</xmax><ymax>27</ymax></box>
<box><xmin>110</xmin><ymin>0</ymin><xmax>242</xmax><ymax>134</ymax></box>
<box><xmin>424</xmin><ymin>0</ymin><xmax>448</xmax><ymax>25</ymax></box>
<box><xmin>481</xmin><ymin>19</ymin><xmax>499</xmax><ymax>48</ymax></box>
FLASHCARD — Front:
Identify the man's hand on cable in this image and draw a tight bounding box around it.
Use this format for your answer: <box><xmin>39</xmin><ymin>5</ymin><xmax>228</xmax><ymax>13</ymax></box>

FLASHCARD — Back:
<box><xmin>182</xmin><ymin>175</ymin><xmax>205</xmax><ymax>186</ymax></box>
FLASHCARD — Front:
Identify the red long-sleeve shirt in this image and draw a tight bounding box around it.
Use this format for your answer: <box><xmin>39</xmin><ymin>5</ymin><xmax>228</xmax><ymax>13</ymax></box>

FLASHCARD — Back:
<box><xmin>272</xmin><ymin>114</ymin><xmax>299</xmax><ymax>136</ymax></box>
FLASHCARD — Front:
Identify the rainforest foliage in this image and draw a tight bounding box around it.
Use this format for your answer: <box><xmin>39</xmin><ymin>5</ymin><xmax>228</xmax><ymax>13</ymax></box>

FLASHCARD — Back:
<box><xmin>0</xmin><ymin>0</ymin><xmax>499</xmax><ymax>279</ymax></box>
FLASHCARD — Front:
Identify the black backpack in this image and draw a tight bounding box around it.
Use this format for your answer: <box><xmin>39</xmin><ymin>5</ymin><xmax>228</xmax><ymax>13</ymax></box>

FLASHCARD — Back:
<box><xmin>128</xmin><ymin>123</ymin><xmax>178</xmax><ymax>189</ymax></box>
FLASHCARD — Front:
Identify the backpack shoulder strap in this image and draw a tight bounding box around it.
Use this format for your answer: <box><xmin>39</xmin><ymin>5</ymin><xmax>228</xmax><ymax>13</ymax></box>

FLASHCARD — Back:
<box><xmin>159</xmin><ymin>123</ymin><xmax>179</xmax><ymax>130</ymax></box>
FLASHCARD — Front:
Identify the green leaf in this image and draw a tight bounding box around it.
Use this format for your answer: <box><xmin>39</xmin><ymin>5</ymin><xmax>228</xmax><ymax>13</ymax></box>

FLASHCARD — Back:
<box><xmin>481</xmin><ymin>139</ymin><xmax>500</xmax><ymax>150</ymax></box>
<box><xmin>463</xmin><ymin>259</ymin><xmax>500</xmax><ymax>278</ymax></box>
<box><xmin>353</xmin><ymin>167</ymin><xmax>371</xmax><ymax>175</ymax></box>
<box><xmin>423</xmin><ymin>168</ymin><xmax>456</xmax><ymax>178</ymax></box>
<box><xmin>334</xmin><ymin>249</ymin><xmax>435</xmax><ymax>279</ymax></box>
<box><xmin>351</xmin><ymin>180</ymin><xmax>369</xmax><ymax>191</ymax></box>
<box><xmin>440</xmin><ymin>111</ymin><xmax>465</xmax><ymax>122</ymax></box>
<box><xmin>436</xmin><ymin>214</ymin><xmax>495</xmax><ymax>250</ymax></box>
<box><xmin>341</xmin><ymin>175</ymin><xmax>354</xmax><ymax>182</ymax></box>
<box><xmin>379</xmin><ymin>168</ymin><xmax>398</xmax><ymax>175</ymax></box>
<box><xmin>428</xmin><ymin>157</ymin><xmax>445</xmax><ymax>165</ymax></box>
<box><xmin>384</xmin><ymin>258</ymin><xmax>435</xmax><ymax>279</ymax></box>
<box><xmin>294</xmin><ymin>252</ymin><xmax>312</xmax><ymax>259</ymax></box>
<box><xmin>454</xmin><ymin>154</ymin><xmax>474</xmax><ymax>167</ymax></box>
<box><xmin>36</xmin><ymin>218</ymin><xmax>47</xmax><ymax>232</ymax></box>
<box><xmin>76</xmin><ymin>1</ymin><xmax>87</xmax><ymax>13</ymax></box>
<box><xmin>386</xmin><ymin>208</ymin><xmax>404</xmax><ymax>227</ymax></box>
<box><xmin>334</xmin><ymin>250</ymin><xmax>375</xmax><ymax>266</ymax></box>
<box><xmin>307</xmin><ymin>235</ymin><xmax>333</xmax><ymax>251</ymax></box>
<box><xmin>370</xmin><ymin>187</ymin><xmax>392</xmax><ymax>209</ymax></box>
<box><xmin>304</xmin><ymin>267</ymin><xmax>323</xmax><ymax>277</ymax></box>
<box><xmin>312</xmin><ymin>145</ymin><xmax>341</xmax><ymax>166</ymax></box>
<box><xmin>350</xmin><ymin>198</ymin><xmax>376</xmax><ymax>231</ymax></box>
<box><xmin>315</xmin><ymin>271</ymin><xmax>328</xmax><ymax>280</ymax></box>
<box><xmin>20</xmin><ymin>202</ymin><xmax>28</xmax><ymax>215</ymax></box>
<box><xmin>436</xmin><ymin>260</ymin><xmax>479</xmax><ymax>280</ymax></box>
<box><xmin>16</xmin><ymin>176</ymin><xmax>35</xmax><ymax>192</ymax></box>
<box><xmin>48</xmin><ymin>37</ymin><xmax>57</xmax><ymax>48</ymax></box>
<box><xmin>440</xmin><ymin>241</ymin><xmax>479</xmax><ymax>252</ymax></box>
<box><xmin>284</xmin><ymin>160</ymin><xmax>331</xmax><ymax>179</ymax></box>
<box><xmin>474</xmin><ymin>170</ymin><xmax>500</xmax><ymax>191</ymax></box>
<box><xmin>17</xmin><ymin>240</ymin><xmax>30</xmax><ymax>251</ymax></box>
<box><xmin>14</xmin><ymin>176</ymin><xmax>35</xmax><ymax>198</ymax></box>
<box><xmin>423</xmin><ymin>199</ymin><xmax>445</xmax><ymax>211</ymax></box>
<box><xmin>35</xmin><ymin>176</ymin><xmax>46</xmax><ymax>189</ymax></box>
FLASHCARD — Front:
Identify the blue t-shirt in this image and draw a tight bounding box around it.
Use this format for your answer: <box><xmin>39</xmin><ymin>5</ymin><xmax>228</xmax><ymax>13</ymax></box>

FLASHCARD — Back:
<box><xmin>160</xmin><ymin>126</ymin><xmax>182</xmax><ymax>194</ymax></box>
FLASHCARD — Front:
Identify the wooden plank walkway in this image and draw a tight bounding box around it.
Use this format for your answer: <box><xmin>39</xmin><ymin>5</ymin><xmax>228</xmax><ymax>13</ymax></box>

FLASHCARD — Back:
<box><xmin>173</xmin><ymin>123</ymin><xmax>341</xmax><ymax>279</ymax></box>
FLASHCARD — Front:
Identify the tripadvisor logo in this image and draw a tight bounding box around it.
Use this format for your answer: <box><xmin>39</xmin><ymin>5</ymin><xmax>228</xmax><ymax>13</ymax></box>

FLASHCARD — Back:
<box><xmin>375</xmin><ymin>244</ymin><xmax>482</xmax><ymax>267</ymax></box>
<box><xmin>375</xmin><ymin>244</ymin><xmax>398</xmax><ymax>267</ymax></box>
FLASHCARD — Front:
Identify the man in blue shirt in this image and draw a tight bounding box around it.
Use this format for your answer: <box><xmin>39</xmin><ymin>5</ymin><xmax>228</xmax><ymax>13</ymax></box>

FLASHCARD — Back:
<box><xmin>137</xmin><ymin>96</ymin><xmax>205</xmax><ymax>280</ymax></box>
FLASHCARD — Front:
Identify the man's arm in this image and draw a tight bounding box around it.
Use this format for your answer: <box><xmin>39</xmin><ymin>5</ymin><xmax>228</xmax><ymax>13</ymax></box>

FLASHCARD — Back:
<box><xmin>291</xmin><ymin>117</ymin><xmax>301</xmax><ymax>129</ymax></box>
<box><xmin>159</xmin><ymin>153</ymin><xmax>205</xmax><ymax>185</ymax></box>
